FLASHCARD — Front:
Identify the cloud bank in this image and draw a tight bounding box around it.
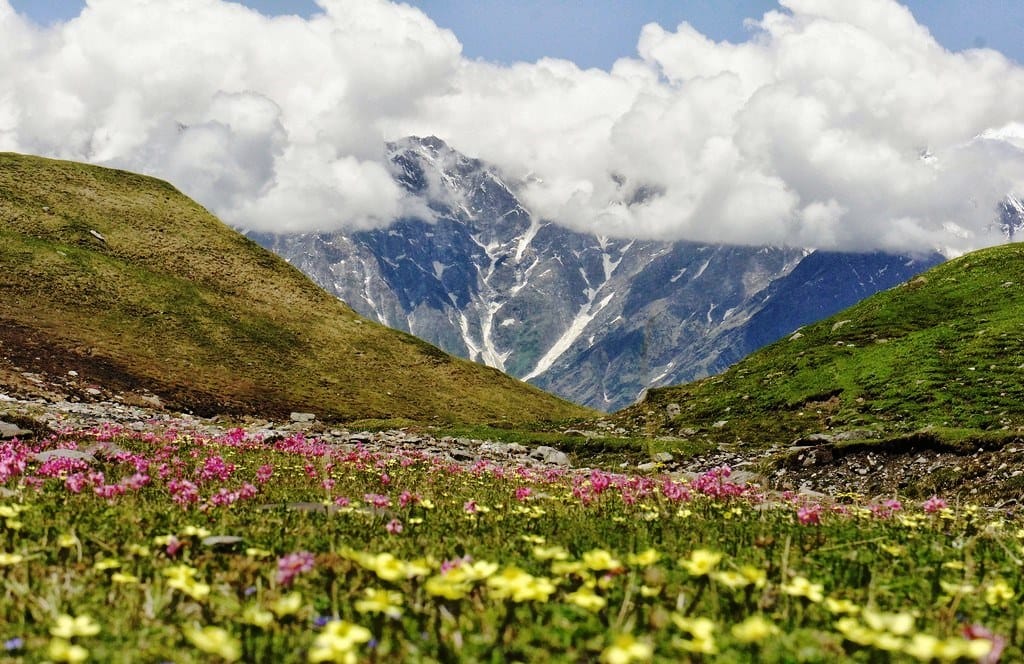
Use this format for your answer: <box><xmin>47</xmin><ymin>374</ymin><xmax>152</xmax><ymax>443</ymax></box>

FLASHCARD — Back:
<box><xmin>3</xmin><ymin>0</ymin><xmax>1024</xmax><ymax>253</ymax></box>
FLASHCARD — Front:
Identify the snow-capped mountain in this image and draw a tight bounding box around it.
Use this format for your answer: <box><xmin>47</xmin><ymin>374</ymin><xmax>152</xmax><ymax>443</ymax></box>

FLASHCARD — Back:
<box><xmin>252</xmin><ymin>136</ymin><xmax>941</xmax><ymax>411</ymax></box>
<box><xmin>997</xmin><ymin>195</ymin><xmax>1024</xmax><ymax>240</ymax></box>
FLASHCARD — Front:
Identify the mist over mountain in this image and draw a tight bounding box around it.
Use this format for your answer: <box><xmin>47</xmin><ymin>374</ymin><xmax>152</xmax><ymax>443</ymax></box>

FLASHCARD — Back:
<box><xmin>252</xmin><ymin>137</ymin><xmax>948</xmax><ymax>410</ymax></box>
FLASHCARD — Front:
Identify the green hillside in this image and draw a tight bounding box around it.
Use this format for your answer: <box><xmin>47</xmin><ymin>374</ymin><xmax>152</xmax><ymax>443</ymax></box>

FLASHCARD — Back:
<box><xmin>623</xmin><ymin>243</ymin><xmax>1024</xmax><ymax>448</ymax></box>
<box><xmin>0</xmin><ymin>152</ymin><xmax>592</xmax><ymax>423</ymax></box>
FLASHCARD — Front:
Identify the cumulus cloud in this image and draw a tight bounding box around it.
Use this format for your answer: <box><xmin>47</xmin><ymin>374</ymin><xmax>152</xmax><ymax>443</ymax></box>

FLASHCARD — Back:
<box><xmin>3</xmin><ymin>0</ymin><xmax>1024</xmax><ymax>252</ymax></box>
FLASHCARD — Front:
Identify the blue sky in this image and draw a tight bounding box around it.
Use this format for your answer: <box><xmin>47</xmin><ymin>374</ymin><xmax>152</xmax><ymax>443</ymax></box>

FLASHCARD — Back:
<box><xmin>10</xmin><ymin>0</ymin><xmax>1024</xmax><ymax>68</ymax></box>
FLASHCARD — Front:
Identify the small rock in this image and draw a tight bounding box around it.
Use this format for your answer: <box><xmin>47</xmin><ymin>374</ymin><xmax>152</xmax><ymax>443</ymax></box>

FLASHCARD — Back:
<box><xmin>85</xmin><ymin>388</ymin><xmax>102</xmax><ymax>396</ymax></box>
<box><xmin>653</xmin><ymin>452</ymin><xmax>674</xmax><ymax>463</ymax></box>
<box><xmin>665</xmin><ymin>403</ymin><xmax>681</xmax><ymax>417</ymax></box>
<box><xmin>637</xmin><ymin>462</ymin><xmax>658</xmax><ymax>472</ymax></box>
<box><xmin>202</xmin><ymin>535</ymin><xmax>245</xmax><ymax>550</ymax></box>
<box><xmin>529</xmin><ymin>445</ymin><xmax>570</xmax><ymax>466</ymax></box>
<box><xmin>0</xmin><ymin>421</ymin><xmax>33</xmax><ymax>440</ymax></box>
<box><xmin>67</xmin><ymin>370</ymin><xmax>79</xmax><ymax>377</ymax></box>
<box><xmin>712</xmin><ymin>420</ymin><xmax>728</xmax><ymax>428</ymax></box>
<box><xmin>34</xmin><ymin>448</ymin><xmax>96</xmax><ymax>463</ymax></box>
<box><xmin>290</xmin><ymin>412</ymin><xmax>316</xmax><ymax>423</ymax></box>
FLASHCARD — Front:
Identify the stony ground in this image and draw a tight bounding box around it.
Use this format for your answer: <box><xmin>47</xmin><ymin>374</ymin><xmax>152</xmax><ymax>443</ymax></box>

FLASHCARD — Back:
<box><xmin>2</xmin><ymin>356</ymin><xmax>1022</xmax><ymax>504</ymax></box>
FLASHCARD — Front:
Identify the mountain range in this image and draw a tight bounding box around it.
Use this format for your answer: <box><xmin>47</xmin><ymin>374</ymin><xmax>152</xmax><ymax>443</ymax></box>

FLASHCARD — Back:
<box><xmin>0</xmin><ymin>152</ymin><xmax>589</xmax><ymax>424</ymax></box>
<box><xmin>254</xmin><ymin>136</ymin><xmax>946</xmax><ymax>410</ymax></box>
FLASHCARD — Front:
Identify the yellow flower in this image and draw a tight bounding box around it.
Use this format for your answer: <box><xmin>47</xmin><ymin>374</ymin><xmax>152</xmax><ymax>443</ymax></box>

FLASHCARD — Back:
<box><xmin>308</xmin><ymin>620</ymin><xmax>372</xmax><ymax>664</ymax></box>
<box><xmin>600</xmin><ymin>634</ymin><xmax>653</xmax><ymax>664</ymax></box>
<box><xmin>57</xmin><ymin>533</ymin><xmax>80</xmax><ymax>549</ymax></box>
<box><xmin>0</xmin><ymin>505</ymin><xmax>24</xmax><ymax>518</ymax></box>
<box><xmin>425</xmin><ymin>575</ymin><xmax>472</xmax><ymax>600</ymax></box>
<box><xmin>0</xmin><ymin>552</ymin><xmax>24</xmax><ymax>566</ymax></box>
<box><xmin>354</xmin><ymin>588</ymin><xmax>403</xmax><ymax>618</ymax></box>
<box><xmin>679</xmin><ymin>549</ymin><xmax>722</xmax><ymax>577</ymax></box>
<box><xmin>824</xmin><ymin>598</ymin><xmax>861</xmax><ymax>615</ymax></box>
<box><xmin>639</xmin><ymin>585</ymin><xmax>661</xmax><ymax>598</ymax></box>
<box><xmin>627</xmin><ymin>548</ymin><xmax>661</xmax><ymax>567</ymax></box>
<box><xmin>862</xmin><ymin>609</ymin><xmax>915</xmax><ymax>636</ymax></box>
<box><xmin>111</xmin><ymin>572</ymin><xmax>140</xmax><ymax>584</ymax></box>
<box><xmin>985</xmin><ymin>579</ymin><xmax>1014</xmax><ymax>606</ymax></box>
<box><xmin>364</xmin><ymin>553</ymin><xmax>408</xmax><ymax>581</ymax></box>
<box><xmin>711</xmin><ymin>570</ymin><xmax>749</xmax><ymax>590</ymax></box>
<box><xmin>183</xmin><ymin>625</ymin><xmax>240</xmax><ymax>662</ymax></box>
<box><xmin>565</xmin><ymin>586</ymin><xmax>607</xmax><ymax>612</ymax></box>
<box><xmin>182</xmin><ymin>525</ymin><xmax>211</xmax><ymax>538</ymax></box>
<box><xmin>533</xmin><ymin>545</ymin><xmax>569</xmax><ymax>561</ymax></box>
<box><xmin>672</xmin><ymin>615</ymin><xmax>717</xmax><ymax>654</ymax></box>
<box><xmin>163</xmin><ymin>564</ymin><xmax>210</xmax><ymax>601</ymax></box>
<box><xmin>835</xmin><ymin>617</ymin><xmax>876</xmax><ymax>646</ymax></box>
<box><xmin>582</xmin><ymin>549</ymin><xmax>623</xmax><ymax>571</ymax></box>
<box><xmin>126</xmin><ymin>544</ymin><xmax>150</xmax><ymax>557</ymax></box>
<box><xmin>47</xmin><ymin>638</ymin><xmax>89</xmax><ymax>664</ymax></box>
<box><xmin>93</xmin><ymin>558</ymin><xmax>122</xmax><ymax>571</ymax></box>
<box><xmin>51</xmin><ymin>614</ymin><xmax>101</xmax><ymax>639</ymax></box>
<box><xmin>781</xmin><ymin>576</ymin><xmax>824</xmax><ymax>603</ymax></box>
<box><xmin>739</xmin><ymin>565</ymin><xmax>767</xmax><ymax>588</ymax></box>
<box><xmin>241</xmin><ymin>605</ymin><xmax>275</xmax><ymax>628</ymax></box>
<box><xmin>880</xmin><ymin>543</ymin><xmax>907</xmax><ymax>557</ymax></box>
<box><xmin>731</xmin><ymin>615</ymin><xmax>779</xmax><ymax>643</ymax></box>
<box><xmin>271</xmin><ymin>592</ymin><xmax>304</xmax><ymax>618</ymax></box>
<box><xmin>520</xmin><ymin>534</ymin><xmax>546</xmax><ymax>544</ymax></box>
<box><xmin>486</xmin><ymin>566</ymin><xmax>556</xmax><ymax>602</ymax></box>
<box><xmin>903</xmin><ymin>634</ymin><xmax>941</xmax><ymax>661</ymax></box>
<box><xmin>246</xmin><ymin>547</ymin><xmax>272</xmax><ymax>559</ymax></box>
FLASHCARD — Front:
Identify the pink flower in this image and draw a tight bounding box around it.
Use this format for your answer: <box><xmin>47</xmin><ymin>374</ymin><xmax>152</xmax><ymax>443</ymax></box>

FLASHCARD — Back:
<box><xmin>797</xmin><ymin>504</ymin><xmax>822</xmax><ymax>526</ymax></box>
<box><xmin>120</xmin><ymin>473</ymin><xmax>150</xmax><ymax>490</ymax></box>
<box><xmin>380</xmin><ymin>473</ymin><xmax>391</xmax><ymax>486</ymax></box>
<box><xmin>922</xmin><ymin>495</ymin><xmax>948</xmax><ymax>514</ymax></box>
<box><xmin>364</xmin><ymin>493</ymin><xmax>391</xmax><ymax>509</ymax></box>
<box><xmin>386</xmin><ymin>519</ymin><xmax>403</xmax><ymax>534</ymax></box>
<box><xmin>94</xmin><ymin>484</ymin><xmax>126</xmax><ymax>500</ymax></box>
<box><xmin>661</xmin><ymin>479</ymin><xmax>691</xmax><ymax>503</ymax></box>
<box><xmin>277</xmin><ymin>551</ymin><xmax>316</xmax><ymax>586</ymax></box>
<box><xmin>255</xmin><ymin>464</ymin><xmax>274</xmax><ymax>484</ymax></box>
<box><xmin>398</xmin><ymin>490</ymin><xmax>419</xmax><ymax>508</ymax></box>
<box><xmin>198</xmin><ymin>455</ymin><xmax>236</xmax><ymax>483</ymax></box>
<box><xmin>514</xmin><ymin>487</ymin><xmax>532</xmax><ymax>502</ymax></box>
<box><xmin>165</xmin><ymin>536</ymin><xmax>183</xmax><ymax>557</ymax></box>
<box><xmin>463</xmin><ymin>500</ymin><xmax>478</xmax><ymax>514</ymax></box>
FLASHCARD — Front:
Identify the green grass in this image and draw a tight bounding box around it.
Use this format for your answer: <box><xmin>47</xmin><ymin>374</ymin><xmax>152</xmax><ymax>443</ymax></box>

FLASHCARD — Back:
<box><xmin>1</xmin><ymin>423</ymin><xmax>1020</xmax><ymax>662</ymax></box>
<box><xmin>0</xmin><ymin>152</ymin><xmax>593</xmax><ymax>424</ymax></box>
<box><xmin>620</xmin><ymin>243</ymin><xmax>1024</xmax><ymax>450</ymax></box>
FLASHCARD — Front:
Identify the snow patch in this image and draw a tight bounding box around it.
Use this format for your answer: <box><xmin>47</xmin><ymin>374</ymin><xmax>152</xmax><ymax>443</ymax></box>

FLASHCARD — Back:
<box><xmin>524</xmin><ymin>292</ymin><xmax>615</xmax><ymax>381</ymax></box>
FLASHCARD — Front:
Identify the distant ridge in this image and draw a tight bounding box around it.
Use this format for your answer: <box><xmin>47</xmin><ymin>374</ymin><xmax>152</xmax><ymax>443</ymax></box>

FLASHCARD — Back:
<box><xmin>0</xmin><ymin>152</ymin><xmax>592</xmax><ymax>423</ymax></box>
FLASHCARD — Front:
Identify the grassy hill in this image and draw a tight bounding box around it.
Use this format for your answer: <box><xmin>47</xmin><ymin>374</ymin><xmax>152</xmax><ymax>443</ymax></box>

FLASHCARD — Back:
<box><xmin>622</xmin><ymin>242</ymin><xmax>1024</xmax><ymax>449</ymax></box>
<box><xmin>0</xmin><ymin>152</ymin><xmax>592</xmax><ymax>423</ymax></box>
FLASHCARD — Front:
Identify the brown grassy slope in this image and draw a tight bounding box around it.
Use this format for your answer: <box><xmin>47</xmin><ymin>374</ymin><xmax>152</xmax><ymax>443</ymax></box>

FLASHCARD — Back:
<box><xmin>0</xmin><ymin>152</ymin><xmax>593</xmax><ymax>423</ymax></box>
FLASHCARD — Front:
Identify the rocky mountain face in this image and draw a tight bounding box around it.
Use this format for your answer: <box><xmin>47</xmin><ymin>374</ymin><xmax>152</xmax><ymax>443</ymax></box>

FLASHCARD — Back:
<box><xmin>252</xmin><ymin>136</ymin><xmax>941</xmax><ymax>411</ymax></box>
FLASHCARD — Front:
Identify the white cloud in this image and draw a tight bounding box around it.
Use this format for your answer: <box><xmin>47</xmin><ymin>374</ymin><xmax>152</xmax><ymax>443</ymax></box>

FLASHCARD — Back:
<box><xmin>3</xmin><ymin>0</ymin><xmax>1024</xmax><ymax>252</ymax></box>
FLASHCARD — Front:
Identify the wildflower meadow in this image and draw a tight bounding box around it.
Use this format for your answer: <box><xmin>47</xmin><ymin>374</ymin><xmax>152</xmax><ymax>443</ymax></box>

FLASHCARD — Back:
<box><xmin>0</xmin><ymin>422</ymin><xmax>1019</xmax><ymax>662</ymax></box>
